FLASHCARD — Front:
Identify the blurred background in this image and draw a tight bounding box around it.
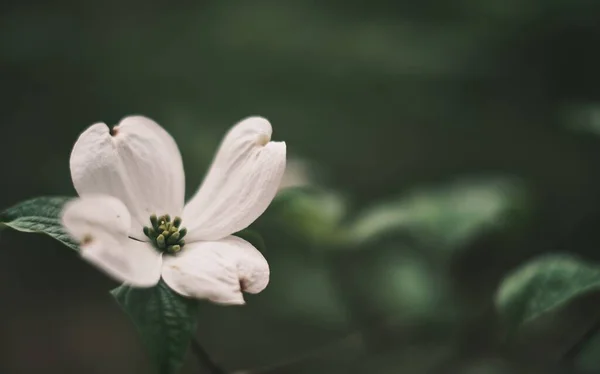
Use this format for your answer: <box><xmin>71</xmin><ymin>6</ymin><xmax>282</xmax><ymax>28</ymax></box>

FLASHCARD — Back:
<box><xmin>3</xmin><ymin>1</ymin><xmax>600</xmax><ymax>373</ymax></box>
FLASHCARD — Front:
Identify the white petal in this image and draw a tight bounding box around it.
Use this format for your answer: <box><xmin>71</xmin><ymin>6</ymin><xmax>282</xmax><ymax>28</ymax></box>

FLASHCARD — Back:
<box><xmin>69</xmin><ymin>116</ymin><xmax>185</xmax><ymax>240</ymax></box>
<box><xmin>62</xmin><ymin>195</ymin><xmax>162</xmax><ymax>287</ymax></box>
<box><xmin>182</xmin><ymin>117</ymin><xmax>286</xmax><ymax>241</ymax></box>
<box><xmin>161</xmin><ymin>236</ymin><xmax>269</xmax><ymax>304</ymax></box>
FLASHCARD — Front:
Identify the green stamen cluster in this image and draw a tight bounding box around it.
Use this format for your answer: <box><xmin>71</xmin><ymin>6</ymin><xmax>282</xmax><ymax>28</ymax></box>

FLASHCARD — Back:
<box><xmin>143</xmin><ymin>214</ymin><xmax>187</xmax><ymax>254</ymax></box>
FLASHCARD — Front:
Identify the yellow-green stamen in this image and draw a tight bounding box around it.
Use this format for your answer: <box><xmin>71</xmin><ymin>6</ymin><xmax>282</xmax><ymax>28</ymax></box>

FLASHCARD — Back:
<box><xmin>143</xmin><ymin>214</ymin><xmax>187</xmax><ymax>254</ymax></box>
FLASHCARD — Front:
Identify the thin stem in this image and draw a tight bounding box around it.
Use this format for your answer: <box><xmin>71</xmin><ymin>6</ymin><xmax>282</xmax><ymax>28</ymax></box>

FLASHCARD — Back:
<box><xmin>563</xmin><ymin>316</ymin><xmax>600</xmax><ymax>363</ymax></box>
<box><xmin>190</xmin><ymin>337</ymin><xmax>227</xmax><ymax>374</ymax></box>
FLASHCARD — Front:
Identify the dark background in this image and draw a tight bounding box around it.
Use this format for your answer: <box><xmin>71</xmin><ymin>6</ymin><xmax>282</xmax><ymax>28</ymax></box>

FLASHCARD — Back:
<box><xmin>2</xmin><ymin>1</ymin><xmax>600</xmax><ymax>373</ymax></box>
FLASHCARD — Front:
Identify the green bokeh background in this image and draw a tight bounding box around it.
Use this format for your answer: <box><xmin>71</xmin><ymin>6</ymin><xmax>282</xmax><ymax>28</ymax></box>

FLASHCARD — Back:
<box><xmin>2</xmin><ymin>1</ymin><xmax>600</xmax><ymax>373</ymax></box>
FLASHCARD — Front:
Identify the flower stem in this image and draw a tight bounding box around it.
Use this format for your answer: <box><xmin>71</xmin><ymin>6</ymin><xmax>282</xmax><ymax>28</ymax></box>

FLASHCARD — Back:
<box><xmin>190</xmin><ymin>337</ymin><xmax>226</xmax><ymax>374</ymax></box>
<box><xmin>563</xmin><ymin>316</ymin><xmax>600</xmax><ymax>363</ymax></box>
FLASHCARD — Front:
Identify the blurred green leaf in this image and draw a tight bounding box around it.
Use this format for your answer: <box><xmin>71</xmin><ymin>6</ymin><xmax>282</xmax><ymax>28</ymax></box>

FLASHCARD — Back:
<box><xmin>112</xmin><ymin>281</ymin><xmax>199</xmax><ymax>374</ymax></box>
<box><xmin>272</xmin><ymin>187</ymin><xmax>347</xmax><ymax>245</ymax></box>
<box><xmin>576</xmin><ymin>327</ymin><xmax>600</xmax><ymax>373</ymax></box>
<box><xmin>370</xmin><ymin>252</ymin><xmax>445</xmax><ymax>320</ymax></box>
<box><xmin>346</xmin><ymin>177</ymin><xmax>528</xmax><ymax>249</ymax></box>
<box><xmin>278</xmin><ymin>158</ymin><xmax>312</xmax><ymax>190</ymax></box>
<box><xmin>496</xmin><ymin>254</ymin><xmax>600</xmax><ymax>329</ymax></box>
<box><xmin>385</xmin><ymin>258</ymin><xmax>434</xmax><ymax>310</ymax></box>
<box><xmin>562</xmin><ymin>103</ymin><xmax>600</xmax><ymax>136</ymax></box>
<box><xmin>0</xmin><ymin>196</ymin><xmax>77</xmax><ymax>250</ymax></box>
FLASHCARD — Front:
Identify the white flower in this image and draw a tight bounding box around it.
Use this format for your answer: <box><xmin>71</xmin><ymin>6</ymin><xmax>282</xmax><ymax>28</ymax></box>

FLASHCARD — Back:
<box><xmin>61</xmin><ymin>116</ymin><xmax>286</xmax><ymax>305</ymax></box>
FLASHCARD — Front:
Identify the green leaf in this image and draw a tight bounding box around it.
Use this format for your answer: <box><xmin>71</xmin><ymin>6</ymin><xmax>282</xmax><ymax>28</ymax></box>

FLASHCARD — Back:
<box><xmin>347</xmin><ymin>177</ymin><xmax>528</xmax><ymax>249</ymax></box>
<box><xmin>234</xmin><ymin>229</ymin><xmax>266</xmax><ymax>254</ymax></box>
<box><xmin>562</xmin><ymin>103</ymin><xmax>600</xmax><ymax>136</ymax></box>
<box><xmin>273</xmin><ymin>188</ymin><xmax>347</xmax><ymax>245</ymax></box>
<box><xmin>495</xmin><ymin>254</ymin><xmax>600</xmax><ymax>328</ymax></box>
<box><xmin>576</xmin><ymin>328</ymin><xmax>600</xmax><ymax>373</ymax></box>
<box><xmin>112</xmin><ymin>281</ymin><xmax>199</xmax><ymax>374</ymax></box>
<box><xmin>0</xmin><ymin>196</ymin><xmax>78</xmax><ymax>250</ymax></box>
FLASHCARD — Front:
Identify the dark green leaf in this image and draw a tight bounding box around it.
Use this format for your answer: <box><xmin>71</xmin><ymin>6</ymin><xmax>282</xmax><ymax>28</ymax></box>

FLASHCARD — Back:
<box><xmin>0</xmin><ymin>196</ymin><xmax>78</xmax><ymax>250</ymax></box>
<box><xmin>112</xmin><ymin>281</ymin><xmax>199</xmax><ymax>374</ymax></box>
<box><xmin>496</xmin><ymin>254</ymin><xmax>600</xmax><ymax>328</ymax></box>
<box><xmin>576</xmin><ymin>327</ymin><xmax>600</xmax><ymax>373</ymax></box>
<box><xmin>348</xmin><ymin>177</ymin><xmax>528</xmax><ymax>249</ymax></box>
<box><xmin>233</xmin><ymin>228</ymin><xmax>266</xmax><ymax>254</ymax></box>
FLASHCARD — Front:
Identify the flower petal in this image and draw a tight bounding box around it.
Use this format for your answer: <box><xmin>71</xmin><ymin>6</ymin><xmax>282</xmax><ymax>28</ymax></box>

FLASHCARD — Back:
<box><xmin>69</xmin><ymin>116</ymin><xmax>185</xmax><ymax>240</ymax></box>
<box><xmin>182</xmin><ymin>117</ymin><xmax>286</xmax><ymax>241</ymax></box>
<box><xmin>62</xmin><ymin>195</ymin><xmax>162</xmax><ymax>287</ymax></box>
<box><xmin>161</xmin><ymin>236</ymin><xmax>269</xmax><ymax>304</ymax></box>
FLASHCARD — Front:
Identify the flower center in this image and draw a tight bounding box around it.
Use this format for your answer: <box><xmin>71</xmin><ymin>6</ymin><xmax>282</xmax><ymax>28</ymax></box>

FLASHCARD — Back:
<box><xmin>143</xmin><ymin>214</ymin><xmax>187</xmax><ymax>254</ymax></box>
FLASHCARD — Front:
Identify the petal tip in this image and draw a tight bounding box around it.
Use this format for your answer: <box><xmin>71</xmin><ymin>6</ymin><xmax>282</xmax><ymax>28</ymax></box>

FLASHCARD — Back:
<box><xmin>71</xmin><ymin>122</ymin><xmax>112</xmax><ymax>148</ymax></box>
<box><xmin>241</xmin><ymin>270</ymin><xmax>270</xmax><ymax>294</ymax></box>
<box><xmin>237</xmin><ymin>116</ymin><xmax>272</xmax><ymax>135</ymax></box>
<box><xmin>213</xmin><ymin>293</ymin><xmax>246</xmax><ymax>306</ymax></box>
<box><xmin>116</xmin><ymin>115</ymin><xmax>164</xmax><ymax>135</ymax></box>
<box><xmin>244</xmin><ymin>115</ymin><xmax>270</xmax><ymax>124</ymax></box>
<box><xmin>257</xmin><ymin>132</ymin><xmax>270</xmax><ymax>146</ymax></box>
<box><xmin>266</xmin><ymin>141</ymin><xmax>287</xmax><ymax>169</ymax></box>
<box><xmin>271</xmin><ymin>140</ymin><xmax>286</xmax><ymax>149</ymax></box>
<box><xmin>118</xmin><ymin>114</ymin><xmax>154</xmax><ymax>124</ymax></box>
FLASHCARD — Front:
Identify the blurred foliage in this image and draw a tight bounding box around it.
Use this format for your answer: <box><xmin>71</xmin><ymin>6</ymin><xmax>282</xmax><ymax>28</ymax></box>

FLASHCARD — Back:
<box><xmin>496</xmin><ymin>254</ymin><xmax>600</xmax><ymax>330</ymax></box>
<box><xmin>0</xmin><ymin>196</ymin><xmax>77</xmax><ymax>250</ymax></box>
<box><xmin>3</xmin><ymin>0</ymin><xmax>600</xmax><ymax>373</ymax></box>
<box><xmin>346</xmin><ymin>177</ymin><xmax>529</xmax><ymax>250</ymax></box>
